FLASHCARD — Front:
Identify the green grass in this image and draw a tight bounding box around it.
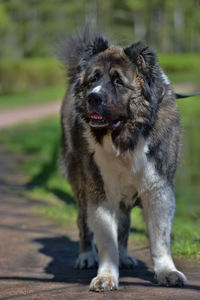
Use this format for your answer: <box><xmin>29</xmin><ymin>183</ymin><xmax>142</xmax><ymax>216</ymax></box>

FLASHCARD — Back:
<box><xmin>178</xmin><ymin>96</ymin><xmax>200</xmax><ymax>124</ymax></box>
<box><xmin>0</xmin><ymin>112</ymin><xmax>199</xmax><ymax>258</ymax></box>
<box><xmin>172</xmin><ymin>185</ymin><xmax>200</xmax><ymax>258</ymax></box>
<box><xmin>0</xmin><ymin>84</ymin><xmax>66</xmax><ymax>109</ymax></box>
<box><xmin>0</xmin><ymin>116</ymin><xmax>76</xmax><ymax>226</ymax></box>
<box><xmin>159</xmin><ymin>54</ymin><xmax>200</xmax><ymax>84</ymax></box>
<box><xmin>0</xmin><ymin>58</ymin><xmax>65</xmax><ymax>95</ymax></box>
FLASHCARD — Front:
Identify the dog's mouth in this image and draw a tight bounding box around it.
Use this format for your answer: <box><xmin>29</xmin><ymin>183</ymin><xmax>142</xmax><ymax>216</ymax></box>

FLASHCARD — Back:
<box><xmin>89</xmin><ymin>112</ymin><xmax>123</xmax><ymax>129</ymax></box>
<box><xmin>89</xmin><ymin>112</ymin><xmax>109</xmax><ymax>128</ymax></box>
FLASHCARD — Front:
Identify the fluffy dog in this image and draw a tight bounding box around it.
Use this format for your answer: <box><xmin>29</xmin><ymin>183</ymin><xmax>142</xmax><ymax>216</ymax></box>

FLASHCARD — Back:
<box><xmin>60</xmin><ymin>31</ymin><xmax>186</xmax><ymax>291</ymax></box>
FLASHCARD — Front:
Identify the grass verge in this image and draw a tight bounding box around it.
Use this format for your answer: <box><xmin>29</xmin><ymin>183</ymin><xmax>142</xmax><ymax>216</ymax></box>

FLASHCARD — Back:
<box><xmin>0</xmin><ymin>84</ymin><xmax>66</xmax><ymax>109</ymax></box>
<box><xmin>159</xmin><ymin>54</ymin><xmax>200</xmax><ymax>84</ymax></box>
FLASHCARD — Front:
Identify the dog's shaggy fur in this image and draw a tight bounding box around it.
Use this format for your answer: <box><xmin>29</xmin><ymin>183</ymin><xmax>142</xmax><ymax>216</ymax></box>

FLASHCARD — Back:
<box><xmin>60</xmin><ymin>31</ymin><xmax>186</xmax><ymax>291</ymax></box>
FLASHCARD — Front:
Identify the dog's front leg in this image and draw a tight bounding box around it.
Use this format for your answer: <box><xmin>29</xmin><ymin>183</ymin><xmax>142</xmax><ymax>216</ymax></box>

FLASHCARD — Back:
<box><xmin>88</xmin><ymin>204</ymin><xmax>119</xmax><ymax>292</ymax></box>
<box><xmin>142</xmin><ymin>186</ymin><xmax>186</xmax><ymax>287</ymax></box>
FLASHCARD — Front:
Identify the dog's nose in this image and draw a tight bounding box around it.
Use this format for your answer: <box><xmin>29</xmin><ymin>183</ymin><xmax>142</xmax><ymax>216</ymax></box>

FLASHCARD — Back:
<box><xmin>88</xmin><ymin>92</ymin><xmax>103</xmax><ymax>105</ymax></box>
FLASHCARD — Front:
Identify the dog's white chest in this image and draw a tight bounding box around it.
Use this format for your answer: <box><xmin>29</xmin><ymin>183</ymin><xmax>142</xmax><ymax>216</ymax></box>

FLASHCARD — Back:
<box><xmin>92</xmin><ymin>135</ymin><xmax>149</xmax><ymax>205</ymax></box>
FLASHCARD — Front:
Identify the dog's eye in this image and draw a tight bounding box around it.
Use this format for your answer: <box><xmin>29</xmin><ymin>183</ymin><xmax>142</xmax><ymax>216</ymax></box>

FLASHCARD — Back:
<box><xmin>89</xmin><ymin>74</ymin><xmax>99</xmax><ymax>84</ymax></box>
<box><xmin>113</xmin><ymin>77</ymin><xmax>123</xmax><ymax>86</ymax></box>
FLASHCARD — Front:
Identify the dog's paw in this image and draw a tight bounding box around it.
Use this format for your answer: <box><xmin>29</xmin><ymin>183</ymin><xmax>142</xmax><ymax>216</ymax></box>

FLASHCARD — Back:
<box><xmin>156</xmin><ymin>269</ymin><xmax>186</xmax><ymax>287</ymax></box>
<box><xmin>75</xmin><ymin>250</ymin><xmax>98</xmax><ymax>269</ymax></box>
<box><xmin>119</xmin><ymin>254</ymin><xmax>138</xmax><ymax>269</ymax></box>
<box><xmin>89</xmin><ymin>274</ymin><xmax>118</xmax><ymax>292</ymax></box>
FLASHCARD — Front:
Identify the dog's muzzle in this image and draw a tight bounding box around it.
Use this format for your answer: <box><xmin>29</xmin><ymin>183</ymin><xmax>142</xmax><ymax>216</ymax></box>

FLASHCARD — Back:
<box><xmin>87</xmin><ymin>92</ymin><xmax>124</xmax><ymax>130</ymax></box>
<box><xmin>87</xmin><ymin>92</ymin><xmax>109</xmax><ymax>128</ymax></box>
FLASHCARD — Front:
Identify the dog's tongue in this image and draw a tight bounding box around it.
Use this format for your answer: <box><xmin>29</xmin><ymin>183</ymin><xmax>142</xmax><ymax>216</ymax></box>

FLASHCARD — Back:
<box><xmin>90</xmin><ymin>112</ymin><xmax>103</xmax><ymax>120</ymax></box>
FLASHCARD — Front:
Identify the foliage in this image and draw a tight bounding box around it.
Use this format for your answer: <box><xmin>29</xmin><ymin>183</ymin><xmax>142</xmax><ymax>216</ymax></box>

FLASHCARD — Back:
<box><xmin>0</xmin><ymin>0</ymin><xmax>86</xmax><ymax>58</ymax></box>
<box><xmin>0</xmin><ymin>84</ymin><xmax>65</xmax><ymax>109</ymax></box>
<box><xmin>0</xmin><ymin>0</ymin><xmax>200</xmax><ymax>59</ymax></box>
<box><xmin>0</xmin><ymin>58</ymin><xmax>64</xmax><ymax>95</ymax></box>
<box><xmin>159</xmin><ymin>53</ymin><xmax>200</xmax><ymax>83</ymax></box>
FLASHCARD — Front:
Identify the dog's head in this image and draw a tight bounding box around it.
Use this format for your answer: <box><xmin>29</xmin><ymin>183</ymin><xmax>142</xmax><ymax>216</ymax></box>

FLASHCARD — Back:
<box><xmin>67</xmin><ymin>34</ymin><xmax>167</xmax><ymax>152</ymax></box>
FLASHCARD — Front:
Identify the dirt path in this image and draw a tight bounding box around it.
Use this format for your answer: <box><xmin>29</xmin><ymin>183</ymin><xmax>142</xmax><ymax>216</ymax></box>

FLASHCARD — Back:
<box><xmin>0</xmin><ymin>148</ymin><xmax>200</xmax><ymax>299</ymax></box>
<box><xmin>0</xmin><ymin>101</ymin><xmax>61</xmax><ymax>129</ymax></box>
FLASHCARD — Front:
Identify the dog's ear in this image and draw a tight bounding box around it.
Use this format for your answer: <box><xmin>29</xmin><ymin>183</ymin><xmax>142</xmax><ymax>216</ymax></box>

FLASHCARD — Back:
<box><xmin>77</xmin><ymin>34</ymin><xmax>108</xmax><ymax>76</ymax></box>
<box><xmin>74</xmin><ymin>36</ymin><xmax>108</xmax><ymax>91</ymax></box>
<box><xmin>124</xmin><ymin>41</ymin><xmax>156</xmax><ymax>70</ymax></box>
<box><xmin>86</xmin><ymin>36</ymin><xmax>109</xmax><ymax>56</ymax></box>
<box><xmin>59</xmin><ymin>31</ymin><xmax>108</xmax><ymax>82</ymax></box>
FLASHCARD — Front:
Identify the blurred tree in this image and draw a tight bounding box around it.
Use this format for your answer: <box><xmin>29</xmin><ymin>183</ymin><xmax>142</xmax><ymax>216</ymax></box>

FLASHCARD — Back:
<box><xmin>0</xmin><ymin>0</ymin><xmax>86</xmax><ymax>58</ymax></box>
<box><xmin>0</xmin><ymin>0</ymin><xmax>200</xmax><ymax>59</ymax></box>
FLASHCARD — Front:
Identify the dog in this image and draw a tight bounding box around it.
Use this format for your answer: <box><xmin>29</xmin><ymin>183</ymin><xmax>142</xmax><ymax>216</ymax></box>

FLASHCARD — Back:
<box><xmin>60</xmin><ymin>30</ymin><xmax>186</xmax><ymax>292</ymax></box>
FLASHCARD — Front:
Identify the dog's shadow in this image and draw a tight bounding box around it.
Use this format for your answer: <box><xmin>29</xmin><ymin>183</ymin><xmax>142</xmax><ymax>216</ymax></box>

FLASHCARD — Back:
<box><xmin>0</xmin><ymin>235</ymin><xmax>199</xmax><ymax>293</ymax></box>
<box><xmin>34</xmin><ymin>236</ymin><xmax>155</xmax><ymax>286</ymax></box>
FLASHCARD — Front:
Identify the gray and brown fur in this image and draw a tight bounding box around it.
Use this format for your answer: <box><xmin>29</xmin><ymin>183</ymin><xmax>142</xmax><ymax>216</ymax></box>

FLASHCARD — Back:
<box><xmin>60</xmin><ymin>30</ymin><xmax>186</xmax><ymax>291</ymax></box>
